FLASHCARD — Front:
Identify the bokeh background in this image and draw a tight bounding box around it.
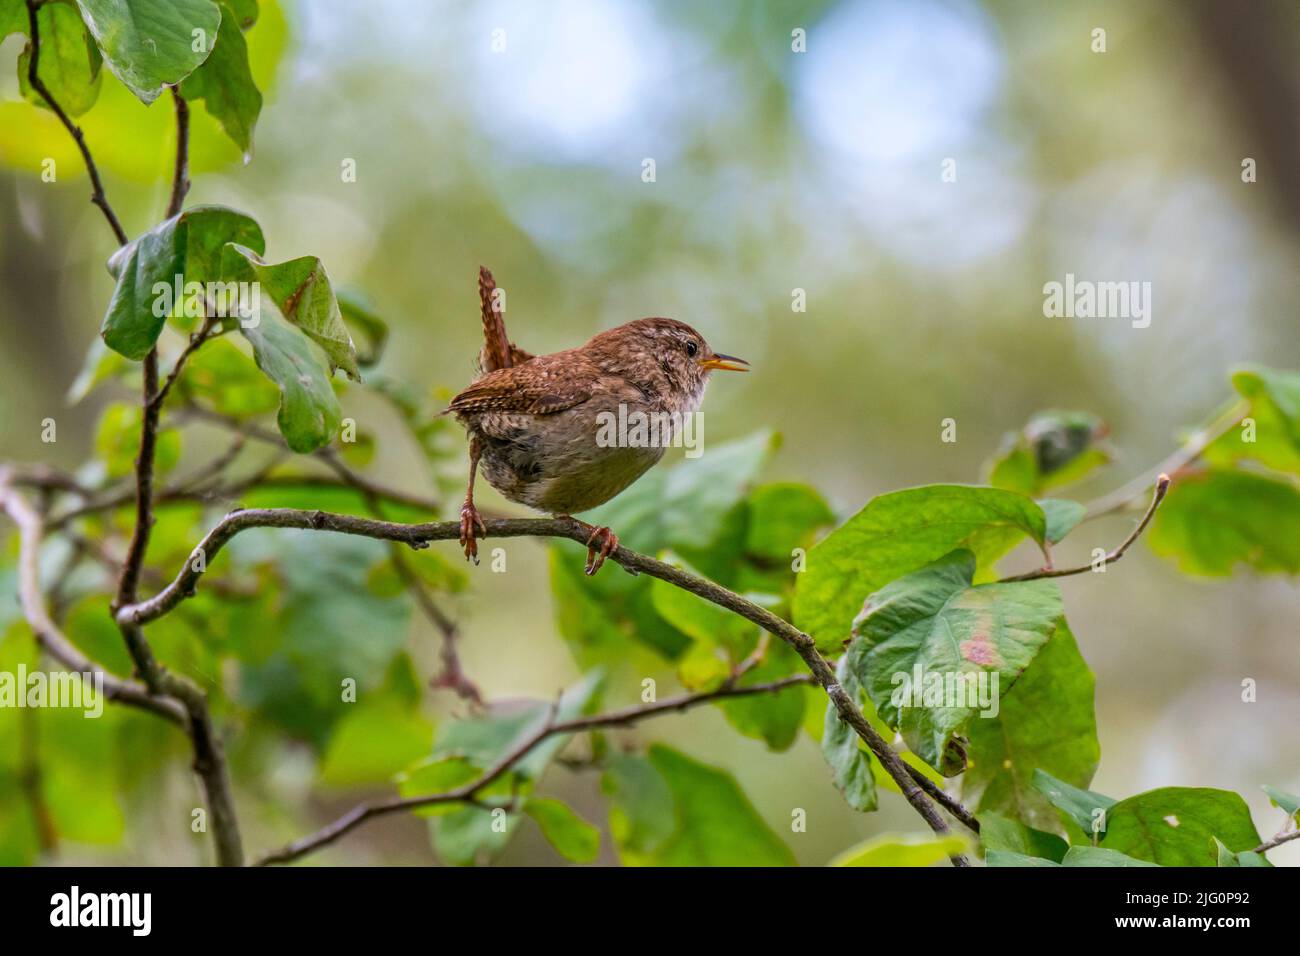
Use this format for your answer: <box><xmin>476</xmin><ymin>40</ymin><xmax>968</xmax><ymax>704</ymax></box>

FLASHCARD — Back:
<box><xmin>1</xmin><ymin>0</ymin><xmax>1297</xmax><ymax>864</ymax></box>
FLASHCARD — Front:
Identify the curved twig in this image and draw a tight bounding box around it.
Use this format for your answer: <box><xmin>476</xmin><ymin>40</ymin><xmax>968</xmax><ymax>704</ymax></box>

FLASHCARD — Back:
<box><xmin>1083</xmin><ymin>401</ymin><xmax>1246</xmax><ymax>519</ymax></box>
<box><xmin>256</xmin><ymin>674</ymin><xmax>814</xmax><ymax>865</ymax></box>
<box><xmin>1253</xmin><ymin>828</ymin><xmax>1300</xmax><ymax>855</ymax></box>
<box><xmin>1001</xmin><ymin>475</ymin><xmax>1170</xmax><ymax>583</ymax></box>
<box><xmin>23</xmin><ymin>0</ymin><xmax>129</xmax><ymax>245</ymax></box>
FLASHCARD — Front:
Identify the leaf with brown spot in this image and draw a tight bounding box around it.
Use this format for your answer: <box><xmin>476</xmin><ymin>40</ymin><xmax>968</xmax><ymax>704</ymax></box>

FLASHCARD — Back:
<box><xmin>846</xmin><ymin>550</ymin><xmax>1062</xmax><ymax>775</ymax></box>
<box><xmin>224</xmin><ymin>244</ymin><xmax>360</xmax><ymax>381</ymax></box>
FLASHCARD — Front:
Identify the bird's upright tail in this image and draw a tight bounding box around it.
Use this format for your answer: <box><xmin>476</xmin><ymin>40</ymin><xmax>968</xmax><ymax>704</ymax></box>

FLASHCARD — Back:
<box><xmin>477</xmin><ymin>266</ymin><xmax>514</xmax><ymax>373</ymax></box>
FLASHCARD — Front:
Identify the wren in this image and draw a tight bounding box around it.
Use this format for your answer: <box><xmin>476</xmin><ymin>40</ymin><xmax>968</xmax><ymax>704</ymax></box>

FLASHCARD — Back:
<box><xmin>448</xmin><ymin>267</ymin><xmax>748</xmax><ymax>575</ymax></box>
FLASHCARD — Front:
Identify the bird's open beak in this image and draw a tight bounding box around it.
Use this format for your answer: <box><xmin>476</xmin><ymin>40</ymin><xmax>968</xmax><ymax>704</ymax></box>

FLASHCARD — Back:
<box><xmin>699</xmin><ymin>352</ymin><xmax>749</xmax><ymax>372</ymax></box>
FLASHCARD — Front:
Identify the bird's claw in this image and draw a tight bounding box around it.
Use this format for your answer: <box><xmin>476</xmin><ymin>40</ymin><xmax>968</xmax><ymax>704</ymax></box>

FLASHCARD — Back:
<box><xmin>584</xmin><ymin>526</ymin><xmax>619</xmax><ymax>576</ymax></box>
<box><xmin>459</xmin><ymin>502</ymin><xmax>486</xmax><ymax>564</ymax></box>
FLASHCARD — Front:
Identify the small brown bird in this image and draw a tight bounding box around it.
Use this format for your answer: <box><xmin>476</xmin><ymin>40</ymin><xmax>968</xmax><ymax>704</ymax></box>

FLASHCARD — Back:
<box><xmin>448</xmin><ymin>267</ymin><xmax>748</xmax><ymax>575</ymax></box>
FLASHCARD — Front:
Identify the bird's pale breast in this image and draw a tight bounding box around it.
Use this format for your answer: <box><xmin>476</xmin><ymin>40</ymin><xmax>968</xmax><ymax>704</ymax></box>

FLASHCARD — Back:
<box><xmin>471</xmin><ymin>395</ymin><xmax>669</xmax><ymax>515</ymax></box>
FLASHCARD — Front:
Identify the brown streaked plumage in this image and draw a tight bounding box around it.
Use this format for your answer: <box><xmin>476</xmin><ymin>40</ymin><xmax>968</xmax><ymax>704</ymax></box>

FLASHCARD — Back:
<box><xmin>450</xmin><ymin>266</ymin><xmax>748</xmax><ymax>574</ymax></box>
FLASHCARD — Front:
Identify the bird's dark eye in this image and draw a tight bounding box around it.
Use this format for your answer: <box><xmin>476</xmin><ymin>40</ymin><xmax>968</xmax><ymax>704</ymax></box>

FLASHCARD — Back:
<box><xmin>685</xmin><ymin>341</ymin><xmax>698</xmax><ymax>357</ymax></box>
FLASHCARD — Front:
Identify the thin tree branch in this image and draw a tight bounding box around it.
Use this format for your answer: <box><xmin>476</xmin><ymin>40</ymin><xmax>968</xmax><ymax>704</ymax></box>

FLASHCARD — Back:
<box><xmin>1084</xmin><ymin>401</ymin><xmax>1247</xmax><ymax>519</ymax></box>
<box><xmin>47</xmin><ymin>466</ymin><xmax>425</xmax><ymax>529</ymax></box>
<box><xmin>120</xmin><ymin>507</ymin><xmax>973</xmax><ymax>866</ymax></box>
<box><xmin>1253</xmin><ymin>828</ymin><xmax>1300</xmax><ymax>855</ymax></box>
<box><xmin>176</xmin><ymin>404</ymin><xmax>443</xmax><ymax>514</ymax></box>
<box><xmin>1000</xmin><ymin>475</ymin><xmax>1171</xmax><ymax>583</ymax></box>
<box><xmin>256</xmin><ymin>674</ymin><xmax>814</xmax><ymax>865</ymax></box>
<box><xmin>389</xmin><ymin>547</ymin><xmax>483</xmax><ymax>705</ymax></box>
<box><xmin>166</xmin><ymin>88</ymin><xmax>191</xmax><ymax>218</ymax></box>
<box><xmin>152</xmin><ymin>315</ymin><xmax>216</xmax><ymax>413</ymax></box>
<box><xmin>111</xmin><ymin>350</ymin><xmax>162</xmax><ymax>613</ymax></box>
<box><xmin>905</xmin><ymin>767</ymin><xmax>981</xmax><ymax>833</ymax></box>
<box><xmin>5</xmin><ymin>463</ymin><xmax>94</xmax><ymax>498</ymax></box>
<box><xmin>23</xmin><ymin>0</ymin><xmax>129</xmax><ymax>245</ymax></box>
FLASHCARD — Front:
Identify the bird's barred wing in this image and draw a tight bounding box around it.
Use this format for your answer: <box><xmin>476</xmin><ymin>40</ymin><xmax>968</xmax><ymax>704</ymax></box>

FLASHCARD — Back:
<box><xmin>448</xmin><ymin>352</ymin><xmax>593</xmax><ymax>417</ymax></box>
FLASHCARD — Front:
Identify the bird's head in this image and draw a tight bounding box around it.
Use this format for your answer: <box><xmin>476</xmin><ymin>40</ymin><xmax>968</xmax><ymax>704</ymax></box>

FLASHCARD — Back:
<box><xmin>587</xmin><ymin>317</ymin><xmax>748</xmax><ymax>409</ymax></box>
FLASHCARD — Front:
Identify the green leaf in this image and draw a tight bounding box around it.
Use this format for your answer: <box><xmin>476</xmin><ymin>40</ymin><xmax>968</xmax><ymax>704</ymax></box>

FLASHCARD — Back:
<box><xmin>1060</xmin><ymin>846</ymin><xmax>1161</xmax><ymax>867</ymax></box>
<box><xmin>1206</xmin><ymin>365</ymin><xmax>1300</xmax><ymax>473</ymax></box>
<box><xmin>0</xmin><ymin>637</ymin><xmax>132</xmax><ymax>855</ymax></box>
<box><xmin>0</xmin><ymin>0</ymin><xmax>26</xmax><ymax>38</ymax></box>
<box><xmin>525</xmin><ymin>798</ymin><xmax>600</xmax><ymax>863</ymax></box>
<box><xmin>18</xmin><ymin>1</ymin><xmax>103</xmax><ymax>117</ymax></box>
<box><xmin>238</xmin><ymin>305</ymin><xmax>340</xmax><ymax>453</ymax></box>
<box><xmin>101</xmin><ymin>223</ymin><xmax>184</xmax><ymax>359</ymax></box>
<box><xmin>846</xmin><ymin>549</ymin><xmax>1063</xmax><ymax>775</ymax></box>
<box><xmin>985</xmin><ymin>849</ymin><xmax>1061</xmax><ymax>867</ymax></box>
<box><xmin>1147</xmin><ymin>469</ymin><xmax>1300</xmax><ymax>575</ymax></box>
<box><xmin>986</xmin><ymin>411</ymin><xmax>1112</xmax><ymax>496</ymax></box>
<box><xmin>550</xmin><ymin>431</ymin><xmax>777</xmax><ymax>666</ymax></box>
<box><xmin>821</xmin><ymin>657</ymin><xmax>877</xmax><ymax>811</ymax></box>
<box><xmin>179</xmin><ymin>1</ymin><xmax>261</xmax><ymax>153</ymax></box>
<box><xmin>395</xmin><ymin>756</ymin><xmax>480</xmax><ymax>817</ymax></box>
<box><xmin>649</xmin><ymin>552</ymin><xmax>803</xmax><ymax>748</ymax></box>
<box><xmin>431</xmin><ymin>671</ymin><xmax>604</xmax><ymax>784</ymax></box>
<box><xmin>829</xmin><ymin>832</ymin><xmax>970</xmax><ymax>867</ymax></box>
<box><xmin>318</xmin><ymin>698</ymin><xmax>433</xmax><ymax>788</ymax></box>
<box><xmin>433</xmin><ymin>805</ymin><xmax>519</xmax><ymax>867</ymax></box>
<box><xmin>583</xmin><ymin>429</ymin><xmax>778</xmax><ymax>554</ymax></box>
<box><xmin>977</xmin><ymin>812</ymin><xmax>1068</xmax><ymax>863</ymax></box>
<box><xmin>963</xmin><ymin>619</ymin><xmax>1099</xmax><ymax>831</ymax></box>
<box><xmin>987</xmin><ymin>845</ymin><xmax>1159</xmax><ymax>867</ymax></box>
<box><xmin>794</xmin><ymin>485</ymin><xmax>1048</xmax><ymax>652</ymax></box>
<box><xmin>418</xmin><ymin>677</ymin><xmax>607</xmax><ymax>868</ymax></box>
<box><xmin>1215</xmin><ymin>838</ymin><xmax>1264</xmax><ymax>868</ymax></box>
<box><xmin>1215</xmin><ymin>837</ymin><xmax>1240</xmax><ymax>867</ymax></box>
<box><xmin>177</xmin><ymin>335</ymin><xmax>279</xmax><ymax>416</ymax></box>
<box><xmin>74</xmin><ymin>0</ymin><xmax>222</xmax><ymax>104</ymax></box>
<box><xmin>175</xmin><ymin>1</ymin><xmax>258</xmax><ymax>153</ymax></box>
<box><xmin>601</xmin><ymin>753</ymin><xmax>676</xmax><ymax>857</ymax></box>
<box><xmin>1100</xmin><ymin>787</ymin><xmax>1262</xmax><ymax>866</ymax></box>
<box><xmin>95</xmin><ymin>401</ymin><xmax>180</xmax><ymax>478</ymax></box>
<box><xmin>1040</xmin><ymin>498</ymin><xmax>1086</xmax><ymax>545</ymax></box>
<box><xmin>64</xmin><ymin>596</ymin><xmax>133</xmax><ymax>678</ymax></box>
<box><xmin>229</xmin><ymin>531</ymin><xmax>411</xmax><ymax>746</ymax></box>
<box><xmin>100</xmin><ymin>205</ymin><xmax>264</xmax><ymax>359</ymax></box>
<box><xmin>650</xmin><ymin>553</ymin><xmax>755</xmax><ymax>655</ymax></box>
<box><xmin>550</xmin><ymin>548</ymin><xmax>685</xmax><ymax>665</ymax></box>
<box><xmin>604</xmin><ymin>745</ymin><xmax>794</xmax><ymax>866</ymax></box>
<box><xmin>223</xmin><ymin>0</ymin><xmax>257</xmax><ymax>30</ymax></box>
<box><xmin>744</xmin><ymin>481</ymin><xmax>835</xmax><ymax>561</ymax></box>
<box><xmin>1032</xmin><ymin>769</ymin><xmax>1116</xmax><ymax>839</ymax></box>
<box><xmin>1227</xmin><ymin>853</ymin><xmax>1268</xmax><ymax>868</ymax></box>
<box><xmin>224</xmin><ymin>244</ymin><xmax>359</xmax><ymax>380</ymax></box>
<box><xmin>1262</xmin><ymin>785</ymin><xmax>1300</xmax><ymax>820</ymax></box>
<box><xmin>714</xmin><ymin>640</ymin><xmax>806</xmax><ymax>751</ymax></box>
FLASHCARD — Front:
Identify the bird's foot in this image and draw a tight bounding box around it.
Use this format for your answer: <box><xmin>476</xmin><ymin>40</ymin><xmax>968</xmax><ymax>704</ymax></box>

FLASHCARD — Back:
<box><xmin>583</xmin><ymin>525</ymin><xmax>619</xmax><ymax>576</ymax></box>
<box><xmin>459</xmin><ymin>501</ymin><xmax>487</xmax><ymax>564</ymax></box>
